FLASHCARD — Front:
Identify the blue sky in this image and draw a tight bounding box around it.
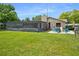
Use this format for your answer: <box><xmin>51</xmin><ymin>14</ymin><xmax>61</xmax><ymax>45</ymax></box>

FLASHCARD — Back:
<box><xmin>11</xmin><ymin>3</ymin><xmax>79</xmax><ymax>20</ymax></box>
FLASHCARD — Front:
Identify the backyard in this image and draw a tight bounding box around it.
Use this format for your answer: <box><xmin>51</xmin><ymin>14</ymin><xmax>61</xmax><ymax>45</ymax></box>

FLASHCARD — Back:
<box><xmin>0</xmin><ymin>31</ymin><xmax>79</xmax><ymax>56</ymax></box>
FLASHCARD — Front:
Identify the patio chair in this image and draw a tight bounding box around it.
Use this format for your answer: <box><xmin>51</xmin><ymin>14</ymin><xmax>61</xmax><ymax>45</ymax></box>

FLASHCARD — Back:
<box><xmin>52</xmin><ymin>27</ymin><xmax>61</xmax><ymax>33</ymax></box>
<box><xmin>64</xmin><ymin>28</ymin><xmax>69</xmax><ymax>32</ymax></box>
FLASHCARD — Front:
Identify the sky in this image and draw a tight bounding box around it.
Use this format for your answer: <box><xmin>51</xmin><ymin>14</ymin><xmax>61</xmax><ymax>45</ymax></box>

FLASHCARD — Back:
<box><xmin>11</xmin><ymin>3</ymin><xmax>79</xmax><ymax>20</ymax></box>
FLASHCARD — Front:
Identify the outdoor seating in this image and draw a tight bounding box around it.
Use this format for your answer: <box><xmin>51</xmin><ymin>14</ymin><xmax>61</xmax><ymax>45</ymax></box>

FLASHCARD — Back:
<box><xmin>64</xmin><ymin>28</ymin><xmax>69</xmax><ymax>32</ymax></box>
<box><xmin>52</xmin><ymin>27</ymin><xmax>61</xmax><ymax>33</ymax></box>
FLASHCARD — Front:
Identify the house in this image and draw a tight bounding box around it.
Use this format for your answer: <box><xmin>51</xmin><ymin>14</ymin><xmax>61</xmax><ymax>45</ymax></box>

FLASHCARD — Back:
<box><xmin>6</xmin><ymin>15</ymin><xmax>49</xmax><ymax>32</ymax></box>
<box><xmin>40</xmin><ymin>15</ymin><xmax>67</xmax><ymax>31</ymax></box>
<box><xmin>47</xmin><ymin>17</ymin><xmax>67</xmax><ymax>31</ymax></box>
<box><xmin>0</xmin><ymin>15</ymin><xmax>67</xmax><ymax>32</ymax></box>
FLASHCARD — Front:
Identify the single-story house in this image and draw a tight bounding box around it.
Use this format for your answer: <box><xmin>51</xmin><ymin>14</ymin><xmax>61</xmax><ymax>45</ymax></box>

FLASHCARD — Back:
<box><xmin>47</xmin><ymin>17</ymin><xmax>67</xmax><ymax>31</ymax></box>
<box><xmin>0</xmin><ymin>15</ymin><xmax>67</xmax><ymax>32</ymax></box>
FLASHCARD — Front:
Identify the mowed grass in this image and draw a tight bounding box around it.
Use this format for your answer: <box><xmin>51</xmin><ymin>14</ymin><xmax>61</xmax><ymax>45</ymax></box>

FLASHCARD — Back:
<box><xmin>0</xmin><ymin>31</ymin><xmax>79</xmax><ymax>56</ymax></box>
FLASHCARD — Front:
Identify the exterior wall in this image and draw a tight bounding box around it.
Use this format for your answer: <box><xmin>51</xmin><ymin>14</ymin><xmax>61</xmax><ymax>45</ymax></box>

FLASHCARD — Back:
<box><xmin>38</xmin><ymin>22</ymin><xmax>48</xmax><ymax>31</ymax></box>
<box><xmin>42</xmin><ymin>22</ymin><xmax>48</xmax><ymax>30</ymax></box>
<box><xmin>41</xmin><ymin>15</ymin><xmax>48</xmax><ymax>22</ymax></box>
<box><xmin>48</xmin><ymin>18</ymin><xmax>66</xmax><ymax>31</ymax></box>
<box><xmin>41</xmin><ymin>16</ymin><xmax>66</xmax><ymax>30</ymax></box>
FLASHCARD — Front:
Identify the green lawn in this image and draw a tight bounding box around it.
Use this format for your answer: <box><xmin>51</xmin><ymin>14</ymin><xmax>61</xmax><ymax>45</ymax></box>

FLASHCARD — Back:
<box><xmin>0</xmin><ymin>31</ymin><xmax>79</xmax><ymax>56</ymax></box>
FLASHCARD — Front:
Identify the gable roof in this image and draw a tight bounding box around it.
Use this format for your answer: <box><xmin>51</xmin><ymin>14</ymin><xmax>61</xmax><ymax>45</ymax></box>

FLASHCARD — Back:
<box><xmin>47</xmin><ymin>17</ymin><xmax>58</xmax><ymax>20</ymax></box>
<box><xmin>47</xmin><ymin>17</ymin><xmax>66</xmax><ymax>23</ymax></box>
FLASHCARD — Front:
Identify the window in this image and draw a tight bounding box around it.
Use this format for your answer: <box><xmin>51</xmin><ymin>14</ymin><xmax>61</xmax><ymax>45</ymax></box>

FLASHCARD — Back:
<box><xmin>56</xmin><ymin>23</ymin><xmax>61</xmax><ymax>27</ymax></box>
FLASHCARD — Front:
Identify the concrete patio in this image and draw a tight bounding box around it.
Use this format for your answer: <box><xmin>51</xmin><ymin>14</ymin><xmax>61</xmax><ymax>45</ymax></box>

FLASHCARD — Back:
<box><xmin>48</xmin><ymin>31</ymin><xmax>75</xmax><ymax>34</ymax></box>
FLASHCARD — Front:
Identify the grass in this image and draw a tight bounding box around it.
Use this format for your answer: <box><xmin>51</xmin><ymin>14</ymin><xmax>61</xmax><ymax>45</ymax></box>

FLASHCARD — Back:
<box><xmin>0</xmin><ymin>31</ymin><xmax>79</xmax><ymax>56</ymax></box>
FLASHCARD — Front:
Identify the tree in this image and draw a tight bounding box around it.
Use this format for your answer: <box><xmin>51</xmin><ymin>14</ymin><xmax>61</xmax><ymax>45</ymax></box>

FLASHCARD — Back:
<box><xmin>24</xmin><ymin>17</ymin><xmax>30</xmax><ymax>22</ymax></box>
<box><xmin>59</xmin><ymin>9</ymin><xmax>79</xmax><ymax>24</ymax></box>
<box><xmin>32</xmin><ymin>15</ymin><xmax>41</xmax><ymax>21</ymax></box>
<box><xmin>59</xmin><ymin>12</ymin><xmax>70</xmax><ymax>23</ymax></box>
<box><xmin>32</xmin><ymin>17</ymin><xmax>35</xmax><ymax>21</ymax></box>
<box><xmin>0</xmin><ymin>4</ymin><xmax>19</xmax><ymax>29</ymax></box>
<box><xmin>59</xmin><ymin>12</ymin><xmax>70</xmax><ymax>19</ymax></box>
<box><xmin>69</xmin><ymin>9</ymin><xmax>79</xmax><ymax>23</ymax></box>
